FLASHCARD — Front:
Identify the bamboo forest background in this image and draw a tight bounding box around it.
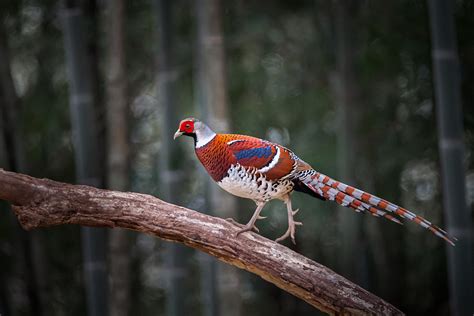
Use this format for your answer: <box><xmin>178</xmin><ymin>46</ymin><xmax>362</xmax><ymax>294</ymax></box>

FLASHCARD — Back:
<box><xmin>0</xmin><ymin>0</ymin><xmax>473</xmax><ymax>315</ymax></box>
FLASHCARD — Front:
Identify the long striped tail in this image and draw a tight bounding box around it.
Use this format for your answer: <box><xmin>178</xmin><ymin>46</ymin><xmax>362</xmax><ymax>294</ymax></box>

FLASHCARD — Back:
<box><xmin>298</xmin><ymin>170</ymin><xmax>456</xmax><ymax>246</ymax></box>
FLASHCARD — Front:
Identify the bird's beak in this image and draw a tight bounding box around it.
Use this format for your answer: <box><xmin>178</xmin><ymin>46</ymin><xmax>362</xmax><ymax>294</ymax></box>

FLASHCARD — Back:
<box><xmin>173</xmin><ymin>130</ymin><xmax>184</xmax><ymax>140</ymax></box>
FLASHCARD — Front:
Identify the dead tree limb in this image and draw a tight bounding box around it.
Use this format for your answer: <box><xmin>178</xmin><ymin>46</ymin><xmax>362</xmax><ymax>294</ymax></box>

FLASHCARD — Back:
<box><xmin>0</xmin><ymin>169</ymin><xmax>403</xmax><ymax>315</ymax></box>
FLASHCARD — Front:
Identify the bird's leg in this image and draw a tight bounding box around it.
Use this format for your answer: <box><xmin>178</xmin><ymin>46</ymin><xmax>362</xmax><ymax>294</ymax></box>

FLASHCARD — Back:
<box><xmin>235</xmin><ymin>202</ymin><xmax>266</xmax><ymax>236</ymax></box>
<box><xmin>275</xmin><ymin>197</ymin><xmax>303</xmax><ymax>244</ymax></box>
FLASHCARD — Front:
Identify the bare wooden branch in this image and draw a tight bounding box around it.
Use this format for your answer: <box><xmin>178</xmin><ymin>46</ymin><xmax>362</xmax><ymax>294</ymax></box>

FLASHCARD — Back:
<box><xmin>0</xmin><ymin>169</ymin><xmax>403</xmax><ymax>315</ymax></box>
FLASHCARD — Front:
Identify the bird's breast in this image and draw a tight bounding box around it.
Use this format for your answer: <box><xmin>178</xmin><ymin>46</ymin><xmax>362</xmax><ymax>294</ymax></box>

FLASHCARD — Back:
<box><xmin>217</xmin><ymin>164</ymin><xmax>294</xmax><ymax>202</ymax></box>
<box><xmin>195</xmin><ymin>138</ymin><xmax>235</xmax><ymax>182</ymax></box>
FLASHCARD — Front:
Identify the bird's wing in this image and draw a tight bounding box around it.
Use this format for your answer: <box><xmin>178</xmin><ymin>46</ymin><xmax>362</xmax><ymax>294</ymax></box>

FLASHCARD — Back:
<box><xmin>224</xmin><ymin>135</ymin><xmax>295</xmax><ymax>181</ymax></box>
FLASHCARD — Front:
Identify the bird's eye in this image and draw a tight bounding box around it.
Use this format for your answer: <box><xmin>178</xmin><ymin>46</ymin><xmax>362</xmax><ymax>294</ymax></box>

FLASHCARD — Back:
<box><xmin>185</xmin><ymin>124</ymin><xmax>190</xmax><ymax>128</ymax></box>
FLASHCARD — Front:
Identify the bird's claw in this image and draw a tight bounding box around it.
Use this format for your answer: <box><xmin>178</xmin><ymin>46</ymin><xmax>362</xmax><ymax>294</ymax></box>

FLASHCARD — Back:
<box><xmin>275</xmin><ymin>230</ymin><xmax>290</xmax><ymax>243</ymax></box>
<box><xmin>275</xmin><ymin>206</ymin><xmax>301</xmax><ymax>244</ymax></box>
<box><xmin>234</xmin><ymin>207</ymin><xmax>268</xmax><ymax>237</ymax></box>
<box><xmin>227</xmin><ymin>217</ymin><xmax>260</xmax><ymax>236</ymax></box>
<box><xmin>275</xmin><ymin>225</ymin><xmax>297</xmax><ymax>245</ymax></box>
<box><xmin>235</xmin><ymin>224</ymin><xmax>259</xmax><ymax>237</ymax></box>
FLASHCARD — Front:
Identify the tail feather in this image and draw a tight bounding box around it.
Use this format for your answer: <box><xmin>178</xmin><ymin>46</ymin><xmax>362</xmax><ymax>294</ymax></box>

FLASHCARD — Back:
<box><xmin>299</xmin><ymin>170</ymin><xmax>456</xmax><ymax>246</ymax></box>
<box><xmin>312</xmin><ymin>182</ymin><xmax>403</xmax><ymax>225</ymax></box>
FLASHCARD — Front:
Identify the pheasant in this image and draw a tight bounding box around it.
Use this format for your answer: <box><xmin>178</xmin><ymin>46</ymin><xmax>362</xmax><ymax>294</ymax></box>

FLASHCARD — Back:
<box><xmin>174</xmin><ymin>117</ymin><xmax>456</xmax><ymax>245</ymax></box>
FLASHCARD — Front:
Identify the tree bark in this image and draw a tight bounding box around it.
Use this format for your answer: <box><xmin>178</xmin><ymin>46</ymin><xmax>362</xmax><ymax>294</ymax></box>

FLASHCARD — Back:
<box><xmin>0</xmin><ymin>169</ymin><xmax>403</xmax><ymax>316</ymax></box>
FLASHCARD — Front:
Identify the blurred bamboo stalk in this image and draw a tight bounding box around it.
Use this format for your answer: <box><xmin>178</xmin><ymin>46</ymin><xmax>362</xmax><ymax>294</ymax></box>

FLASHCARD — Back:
<box><xmin>194</xmin><ymin>0</ymin><xmax>242</xmax><ymax>315</ymax></box>
<box><xmin>105</xmin><ymin>0</ymin><xmax>132</xmax><ymax>315</ymax></box>
<box><xmin>154</xmin><ymin>1</ymin><xmax>190</xmax><ymax>315</ymax></box>
<box><xmin>61</xmin><ymin>4</ymin><xmax>108</xmax><ymax>316</ymax></box>
<box><xmin>0</xmin><ymin>18</ymin><xmax>47</xmax><ymax>316</ymax></box>
<box><xmin>332</xmin><ymin>0</ymin><xmax>369</xmax><ymax>286</ymax></box>
<box><xmin>428</xmin><ymin>1</ymin><xmax>474</xmax><ymax>315</ymax></box>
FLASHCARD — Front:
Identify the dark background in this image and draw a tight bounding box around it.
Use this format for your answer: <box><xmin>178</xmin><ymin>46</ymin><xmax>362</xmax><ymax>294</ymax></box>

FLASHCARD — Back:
<box><xmin>0</xmin><ymin>0</ymin><xmax>473</xmax><ymax>315</ymax></box>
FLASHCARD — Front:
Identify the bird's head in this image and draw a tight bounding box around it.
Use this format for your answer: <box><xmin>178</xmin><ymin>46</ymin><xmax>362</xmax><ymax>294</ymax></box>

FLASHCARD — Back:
<box><xmin>174</xmin><ymin>118</ymin><xmax>197</xmax><ymax>139</ymax></box>
<box><xmin>174</xmin><ymin>118</ymin><xmax>216</xmax><ymax>148</ymax></box>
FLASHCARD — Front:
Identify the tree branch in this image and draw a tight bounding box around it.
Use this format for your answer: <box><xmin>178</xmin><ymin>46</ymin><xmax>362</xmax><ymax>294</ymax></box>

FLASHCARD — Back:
<box><xmin>0</xmin><ymin>169</ymin><xmax>402</xmax><ymax>315</ymax></box>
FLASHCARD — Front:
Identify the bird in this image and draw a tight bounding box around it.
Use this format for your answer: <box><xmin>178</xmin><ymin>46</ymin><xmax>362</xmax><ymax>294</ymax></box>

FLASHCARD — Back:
<box><xmin>173</xmin><ymin>117</ymin><xmax>456</xmax><ymax>246</ymax></box>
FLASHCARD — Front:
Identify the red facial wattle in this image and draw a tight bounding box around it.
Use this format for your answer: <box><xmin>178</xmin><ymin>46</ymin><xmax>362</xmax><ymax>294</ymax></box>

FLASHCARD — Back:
<box><xmin>180</xmin><ymin>120</ymin><xmax>194</xmax><ymax>134</ymax></box>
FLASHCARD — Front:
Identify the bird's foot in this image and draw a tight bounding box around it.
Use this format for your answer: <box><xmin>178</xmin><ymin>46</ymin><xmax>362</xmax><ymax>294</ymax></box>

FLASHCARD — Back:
<box><xmin>275</xmin><ymin>208</ymin><xmax>302</xmax><ymax>245</ymax></box>
<box><xmin>235</xmin><ymin>223</ymin><xmax>260</xmax><ymax>237</ymax></box>
<box><xmin>226</xmin><ymin>218</ymin><xmax>261</xmax><ymax>235</ymax></box>
<box><xmin>234</xmin><ymin>216</ymin><xmax>268</xmax><ymax>236</ymax></box>
<box><xmin>234</xmin><ymin>217</ymin><xmax>268</xmax><ymax>236</ymax></box>
<box><xmin>234</xmin><ymin>203</ymin><xmax>266</xmax><ymax>238</ymax></box>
